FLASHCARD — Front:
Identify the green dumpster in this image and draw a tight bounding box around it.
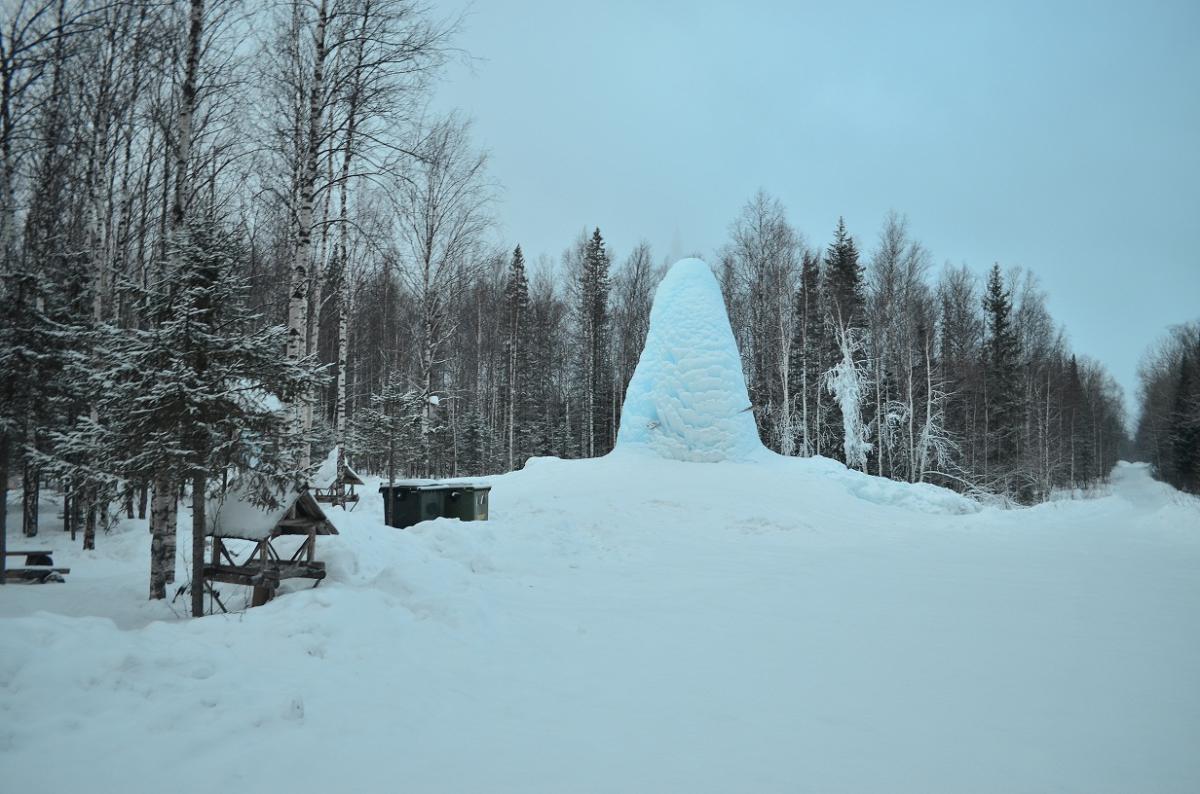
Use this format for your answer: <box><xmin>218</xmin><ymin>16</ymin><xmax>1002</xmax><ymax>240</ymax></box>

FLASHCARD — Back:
<box><xmin>379</xmin><ymin>484</ymin><xmax>448</xmax><ymax>528</ymax></box>
<box><xmin>444</xmin><ymin>486</ymin><xmax>491</xmax><ymax>522</ymax></box>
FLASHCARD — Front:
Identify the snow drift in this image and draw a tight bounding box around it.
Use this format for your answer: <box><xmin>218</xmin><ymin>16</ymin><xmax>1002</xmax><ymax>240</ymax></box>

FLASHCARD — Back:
<box><xmin>3</xmin><ymin>455</ymin><xmax>1199</xmax><ymax>793</ymax></box>
<box><xmin>616</xmin><ymin>258</ymin><xmax>766</xmax><ymax>462</ymax></box>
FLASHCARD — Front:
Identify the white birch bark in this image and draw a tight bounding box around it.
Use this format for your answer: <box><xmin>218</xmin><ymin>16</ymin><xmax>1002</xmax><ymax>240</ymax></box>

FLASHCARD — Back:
<box><xmin>287</xmin><ymin>0</ymin><xmax>329</xmax><ymax>471</ymax></box>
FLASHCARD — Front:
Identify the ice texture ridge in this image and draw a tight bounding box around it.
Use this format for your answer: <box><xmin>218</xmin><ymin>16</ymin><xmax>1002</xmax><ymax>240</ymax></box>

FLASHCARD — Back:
<box><xmin>615</xmin><ymin>258</ymin><xmax>766</xmax><ymax>462</ymax></box>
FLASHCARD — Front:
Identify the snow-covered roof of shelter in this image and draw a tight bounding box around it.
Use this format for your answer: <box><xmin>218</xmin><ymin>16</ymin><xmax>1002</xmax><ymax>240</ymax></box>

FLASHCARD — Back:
<box><xmin>311</xmin><ymin>448</ymin><xmax>364</xmax><ymax>489</ymax></box>
<box><xmin>206</xmin><ymin>481</ymin><xmax>333</xmax><ymax>540</ymax></box>
<box><xmin>615</xmin><ymin>258</ymin><xmax>768</xmax><ymax>463</ymax></box>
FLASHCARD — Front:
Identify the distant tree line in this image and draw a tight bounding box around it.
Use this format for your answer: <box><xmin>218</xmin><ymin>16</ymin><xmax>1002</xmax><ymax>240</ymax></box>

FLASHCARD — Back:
<box><xmin>0</xmin><ymin>1</ymin><xmax>1151</xmax><ymax>598</ymax></box>
<box><xmin>717</xmin><ymin>191</ymin><xmax>1128</xmax><ymax>503</ymax></box>
<box><xmin>1134</xmin><ymin>322</ymin><xmax>1200</xmax><ymax>493</ymax></box>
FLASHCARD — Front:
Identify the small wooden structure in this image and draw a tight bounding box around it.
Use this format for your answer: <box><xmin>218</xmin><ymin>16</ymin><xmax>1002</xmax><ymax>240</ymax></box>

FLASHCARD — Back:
<box><xmin>204</xmin><ymin>486</ymin><xmax>336</xmax><ymax>610</ymax></box>
<box><xmin>3</xmin><ymin>550</ymin><xmax>70</xmax><ymax>583</ymax></box>
<box><xmin>311</xmin><ymin>448</ymin><xmax>364</xmax><ymax>510</ymax></box>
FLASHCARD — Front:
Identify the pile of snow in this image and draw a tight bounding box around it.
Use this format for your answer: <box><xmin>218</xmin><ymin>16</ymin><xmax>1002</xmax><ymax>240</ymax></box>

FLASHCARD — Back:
<box><xmin>616</xmin><ymin>258</ymin><xmax>767</xmax><ymax>462</ymax></box>
<box><xmin>3</xmin><ymin>461</ymin><xmax>1198</xmax><ymax>793</ymax></box>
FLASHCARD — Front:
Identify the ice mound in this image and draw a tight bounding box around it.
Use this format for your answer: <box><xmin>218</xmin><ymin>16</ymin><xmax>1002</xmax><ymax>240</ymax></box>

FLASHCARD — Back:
<box><xmin>615</xmin><ymin>258</ymin><xmax>766</xmax><ymax>462</ymax></box>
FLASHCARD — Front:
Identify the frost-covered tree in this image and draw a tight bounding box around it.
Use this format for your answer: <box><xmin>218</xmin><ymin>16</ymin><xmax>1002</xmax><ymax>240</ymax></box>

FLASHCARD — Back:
<box><xmin>825</xmin><ymin>217</ymin><xmax>865</xmax><ymax>331</ymax></box>
<box><xmin>866</xmin><ymin>213</ymin><xmax>934</xmax><ymax>482</ymax></box>
<box><xmin>726</xmin><ymin>191</ymin><xmax>802</xmax><ymax>453</ymax></box>
<box><xmin>575</xmin><ymin>227</ymin><xmax>613</xmax><ymax>456</ymax></box>
<box><xmin>1136</xmin><ymin>321</ymin><xmax>1200</xmax><ymax>493</ymax></box>
<box><xmin>821</xmin><ymin>217</ymin><xmax>866</xmax><ymax>463</ymax></box>
<box><xmin>501</xmin><ymin>245</ymin><xmax>532</xmax><ymax>469</ymax></box>
<box><xmin>64</xmin><ymin>221</ymin><xmax>325</xmax><ymax>608</ymax></box>
<box><xmin>913</xmin><ymin>333</ymin><xmax>957</xmax><ymax>482</ymax></box>
<box><xmin>351</xmin><ymin>374</ymin><xmax>429</xmax><ymax>483</ymax></box>
<box><xmin>395</xmin><ymin>116</ymin><xmax>492</xmax><ymax>473</ymax></box>
<box><xmin>612</xmin><ymin>241</ymin><xmax>657</xmax><ymax>424</ymax></box>
<box><xmin>0</xmin><ymin>271</ymin><xmax>76</xmax><ymax>555</ymax></box>
<box><xmin>792</xmin><ymin>249</ymin><xmax>825</xmax><ymax>457</ymax></box>
<box><xmin>824</xmin><ymin>322</ymin><xmax>872</xmax><ymax>471</ymax></box>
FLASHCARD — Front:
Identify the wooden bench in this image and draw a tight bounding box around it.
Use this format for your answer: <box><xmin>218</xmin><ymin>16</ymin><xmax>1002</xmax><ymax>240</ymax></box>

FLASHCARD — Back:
<box><xmin>5</xmin><ymin>567</ymin><xmax>71</xmax><ymax>583</ymax></box>
<box><xmin>203</xmin><ymin>559</ymin><xmax>325</xmax><ymax>588</ymax></box>
<box><xmin>5</xmin><ymin>550</ymin><xmax>55</xmax><ymax>565</ymax></box>
<box><xmin>4</xmin><ymin>550</ymin><xmax>70</xmax><ymax>583</ymax></box>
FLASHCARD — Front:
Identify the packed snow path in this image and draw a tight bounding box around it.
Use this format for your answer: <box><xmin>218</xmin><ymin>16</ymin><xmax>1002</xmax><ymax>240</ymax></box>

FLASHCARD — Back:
<box><xmin>2</xmin><ymin>460</ymin><xmax>1198</xmax><ymax>793</ymax></box>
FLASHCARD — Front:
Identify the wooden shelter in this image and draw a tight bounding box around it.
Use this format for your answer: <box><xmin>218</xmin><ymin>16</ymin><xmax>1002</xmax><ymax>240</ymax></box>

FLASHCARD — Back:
<box><xmin>311</xmin><ymin>448</ymin><xmax>364</xmax><ymax>510</ymax></box>
<box><xmin>204</xmin><ymin>485</ymin><xmax>336</xmax><ymax>610</ymax></box>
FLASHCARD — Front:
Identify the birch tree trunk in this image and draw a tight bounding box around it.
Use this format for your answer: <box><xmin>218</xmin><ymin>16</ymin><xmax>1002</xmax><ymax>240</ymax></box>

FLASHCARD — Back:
<box><xmin>334</xmin><ymin>58</ymin><xmax>360</xmax><ymax>491</ymax></box>
<box><xmin>336</xmin><ymin>283</ymin><xmax>349</xmax><ymax>482</ymax></box>
<box><xmin>0</xmin><ymin>434</ymin><xmax>7</xmax><ymax>584</ymax></box>
<box><xmin>149</xmin><ymin>476</ymin><xmax>173</xmax><ymax>598</ymax></box>
<box><xmin>21</xmin><ymin>430</ymin><xmax>38</xmax><ymax>537</ymax></box>
<box><xmin>918</xmin><ymin>337</ymin><xmax>934</xmax><ymax>482</ymax></box>
<box><xmin>164</xmin><ymin>487</ymin><xmax>177</xmax><ymax>584</ymax></box>
<box><xmin>287</xmin><ymin>0</ymin><xmax>329</xmax><ymax>471</ymax></box>
<box><xmin>171</xmin><ymin>0</ymin><xmax>203</xmax><ymax>233</ymax></box>
<box><xmin>83</xmin><ymin>497</ymin><xmax>96</xmax><ymax>551</ymax></box>
<box><xmin>777</xmin><ymin>304</ymin><xmax>794</xmax><ymax>456</ymax></box>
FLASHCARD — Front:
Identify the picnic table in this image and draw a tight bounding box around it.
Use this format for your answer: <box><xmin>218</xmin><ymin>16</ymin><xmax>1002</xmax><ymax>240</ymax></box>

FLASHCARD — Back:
<box><xmin>3</xmin><ymin>549</ymin><xmax>70</xmax><ymax>583</ymax></box>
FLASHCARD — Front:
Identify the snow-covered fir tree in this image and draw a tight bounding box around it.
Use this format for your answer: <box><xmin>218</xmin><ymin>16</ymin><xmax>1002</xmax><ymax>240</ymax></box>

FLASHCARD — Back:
<box><xmin>52</xmin><ymin>220</ymin><xmax>326</xmax><ymax>607</ymax></box>
<box><xmin>576</xmin><ymin>228</ymin><xmax>613</xmax><ymax>457</ymax></box>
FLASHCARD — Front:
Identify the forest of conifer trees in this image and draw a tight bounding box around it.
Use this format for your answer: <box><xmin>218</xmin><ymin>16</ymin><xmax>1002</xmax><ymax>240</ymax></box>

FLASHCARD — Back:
<box><xmin>1134</xmin><ymin>321</ymin><xmax>1200</xmax><ymax>494</ymax></box>
<box><xmin>0</xmin><ymin>0</ymin><xmax>1189</xmax><ymax>589</ymax></box>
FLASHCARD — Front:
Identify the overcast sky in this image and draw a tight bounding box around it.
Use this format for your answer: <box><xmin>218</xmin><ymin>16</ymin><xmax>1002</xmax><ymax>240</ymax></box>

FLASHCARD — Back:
<box><xmin>432</xmin><ymin>0</ymin><xmax>1200</xmax><ymax>414</ymax></box>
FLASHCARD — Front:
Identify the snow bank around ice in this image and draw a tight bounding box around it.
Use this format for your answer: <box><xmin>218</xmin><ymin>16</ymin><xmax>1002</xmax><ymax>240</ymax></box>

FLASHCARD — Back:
<box><xmin>3</xmin><ymin>459</ymin><xmax>1199</xmax><ymax>793</ymax></box>
<box><xmin>616</xmin><ymin>258</ymin><xmax>767</xmax><ymax>463</ymax></box>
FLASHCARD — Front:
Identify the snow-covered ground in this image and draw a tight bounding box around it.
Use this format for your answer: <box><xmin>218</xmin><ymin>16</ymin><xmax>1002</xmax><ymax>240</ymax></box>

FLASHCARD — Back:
<box><xmin>2</xmin><ymin>458</ymin><xmax>1198</xmax><ymax>793</ymax></box>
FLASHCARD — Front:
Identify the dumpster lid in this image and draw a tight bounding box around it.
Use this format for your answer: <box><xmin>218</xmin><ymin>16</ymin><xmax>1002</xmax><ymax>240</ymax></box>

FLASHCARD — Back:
<box><xmin>380</xmin><ymin>479</ymin><xmax>491</xmax><ymax>491</ymax></box>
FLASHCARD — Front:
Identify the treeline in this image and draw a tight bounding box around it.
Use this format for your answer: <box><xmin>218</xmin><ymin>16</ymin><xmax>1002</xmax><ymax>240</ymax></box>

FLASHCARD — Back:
<box><xmin>0</xmin><ymin>0</ymin><xmax>459</xmax><ymax>605</ymax></box>
<box><xmin>1134</xmin><ymin>322</ymin><xmax>1200</xmax><ymax>493</ymax></box>
<box><xmin>1</xmin><ymin>0</ymin><xmax>1135</xmax><ymax>598</ymax></box>
<box><xmin>718</xmin><ymin>192</ymin><xmax>1128</xmax><ymax>503</ymax></box>
<box><xmin>345</xmin><ymin>188</ymin><xmax>1129</xmax><ymax>507</ymax></box>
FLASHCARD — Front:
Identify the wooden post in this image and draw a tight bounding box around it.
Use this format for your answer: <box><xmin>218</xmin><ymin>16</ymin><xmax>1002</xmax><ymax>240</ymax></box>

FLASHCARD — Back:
<box><xmin>251</xmin><ymin>585</ymin><xmax>271</xmax><ymax>607</ymax></box>
<box><xmin>251</xmin><ymin>538</ymin><xmax>271</xmax><ymax>607</ymax></box>
<box><xmin>190</xmin><ymin>473</ymin><xmax>207</xmax><ymax>617</ymax></box>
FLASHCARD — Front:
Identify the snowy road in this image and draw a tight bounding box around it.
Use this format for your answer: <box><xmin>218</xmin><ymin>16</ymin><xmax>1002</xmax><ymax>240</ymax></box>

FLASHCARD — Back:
<box><xmin>2</xmin><ymin>459</ymin><xmax>1198</xmax><ymax>793</ymax></box>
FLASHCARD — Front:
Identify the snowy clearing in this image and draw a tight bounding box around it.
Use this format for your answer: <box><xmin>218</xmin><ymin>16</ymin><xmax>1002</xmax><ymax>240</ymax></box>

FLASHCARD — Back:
<box><xmin>2</xmin><ymin>459</ymin><xmax>1199</xmax><ymax>793</ymax></box>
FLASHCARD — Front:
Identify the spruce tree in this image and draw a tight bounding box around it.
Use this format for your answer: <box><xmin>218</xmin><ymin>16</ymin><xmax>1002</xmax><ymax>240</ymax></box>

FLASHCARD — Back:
<box><xmin>791</xmin><ymin>249</ymin><xmax>825</xmax><ymax>456</ymax></box>
<box><xmin>578</xmin><ymin>228</ymin><xmax>612</xmax><ymax>456</ymax></box>
<box><xmin>824</xmin><ymin>217</ymin><xmax>865</xmax><ymax>330</ymax></box>
<box><xmin>62</xmin><ymin>220</ymin><xmax>326</xmax><ymax>608</ymax></box>
<box><xmin>352</xmin><ymin>375</ymin><xmax>427</xmax><ymax>483</ymax></box>
<box><xmin>502</xmin><ymin>245</ymin><xmax>532</xmax><ymax>469</ymax></box>
<box><xmin>1169</xmin><ymin>352</ymin><xmax>1200</xmax><ymax>492</ymax></box>
<box><xmin>982</xmin><ymin>264</ymin><xmax>1022</xmax><ymax>481</ymax></box>
<box><xmin>1064</xmin><ymin>356</ymin><xmax>1093</xmax><ymax>486</ymax></box>
<box><xmin>821</xmin><ymin>218</ymin><xmax>865</xmax><ymax>463</ymax></box>
<box><xmin>0</xmin><ymin>271</ymin><xmax>77</xmax><ymax>576</ymax></box>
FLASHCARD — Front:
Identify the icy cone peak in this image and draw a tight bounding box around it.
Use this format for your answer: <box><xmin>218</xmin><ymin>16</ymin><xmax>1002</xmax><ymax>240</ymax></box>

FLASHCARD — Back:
<box><xmin>615</xmin><ymin>258</ymin><xmax>766</xmax><ymax>462</ymax></box>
